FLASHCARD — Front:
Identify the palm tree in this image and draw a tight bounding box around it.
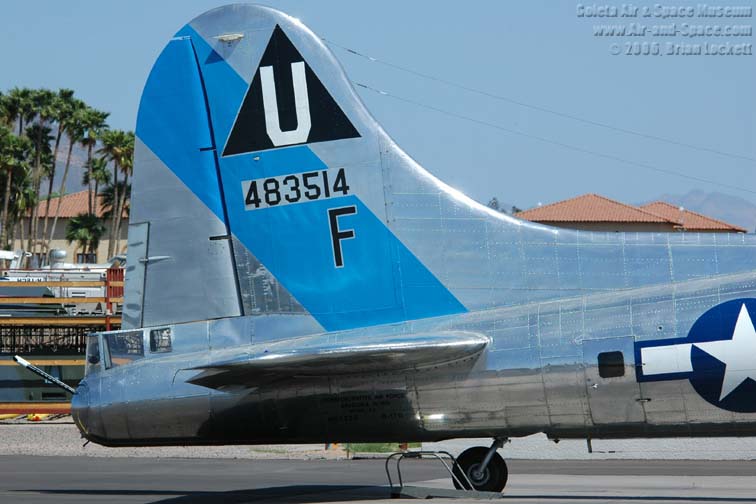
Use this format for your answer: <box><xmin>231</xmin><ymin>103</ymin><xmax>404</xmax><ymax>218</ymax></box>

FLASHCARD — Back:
<box><xmin>23</xmin><ymin>122</ymin><xmax>53</xmax><ymax>255</ymax></box>
<box><xmin>65</xmin><ymin>212</ymin><xmax>106</xmax><ymax>260</ymax></box>
<box><xmin>98</xmin><ymin>129</ymin><xmax>132</xmax><ymax>257</ymax></box>
<box><xmin>4</xmin><ymin>88</ymin><xmax>34</xmax><ymax>136</ymax></box>
<box><xmin>113</xmin><ymin>132</ymin><xmax>134</xmax><ymax>254</ymax></box>
<box><xmin>99</xmin><ymin>179</ymin><xmax>131</xmax><ymax>256</ymax></box>
<box><xmin>82</xmin><ymin>156</ymin><xmax>110</xmax><ymax>205</ymax></box>
<box><xmin>100</xmin><ymin>180</ymin><xmax>130</xmax><ymax>220</ymax></box>
<box><xmin>48</xmin><ymin>91</ymin><xmax>75</xmax><ymax>183</ymax></box>
<box><xmin>4</xmin><ymin>159</ymin><xmax>34</xmax><ymax>252</ymax></box>
<box><xmin>10</xmin><ymin>167</ymin><xmax>36</xmax><ymax>254</ymax></box>
<box><xmin>0</xmin><ymin>125</ymin><xmax>31</xmax><ymax>248</ymax></box>
<box><xmin>0</xmin><ymin>92</ymin><xmax>6</xmax><ymax>127</ymax></box>
<box><xmin>78</xmin><ymin>108</ymin><xmax>109</xmax><ymax>215</ymax></box>
<box><xmin>26</xmin><ymin>89</ymin><xmax>57</xmax><ymax>256</ymax></box>
<box><xmin>47</xmin><ymin>104</ymin><xmax>86</xmax><ymax>249</ymax></box>
<box><xmin>41</xmin><ymin>91</ymin><xmax>80</xmax><ymax>249</ymax></box>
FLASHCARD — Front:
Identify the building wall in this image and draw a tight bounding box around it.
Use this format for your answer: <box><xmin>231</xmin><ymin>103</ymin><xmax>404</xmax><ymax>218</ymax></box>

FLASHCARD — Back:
<box><xmin>12</xmin><ymin>218</ymin><xmax>129</xmax><ymax>264</ymax></box>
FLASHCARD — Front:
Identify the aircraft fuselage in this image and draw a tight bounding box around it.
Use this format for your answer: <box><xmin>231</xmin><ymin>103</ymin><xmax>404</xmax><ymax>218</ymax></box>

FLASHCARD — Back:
<box><xmin>73</xmin><ymin>269</ymin><xmax>756</xmax><ymax>446</ymax></box>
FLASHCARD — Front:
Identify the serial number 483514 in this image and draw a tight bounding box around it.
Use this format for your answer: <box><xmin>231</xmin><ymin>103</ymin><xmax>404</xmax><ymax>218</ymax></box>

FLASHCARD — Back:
<box><xmin>241</xmin><ymin>168</ymin><xmax>350</xmax><ymax>210</ymax></box>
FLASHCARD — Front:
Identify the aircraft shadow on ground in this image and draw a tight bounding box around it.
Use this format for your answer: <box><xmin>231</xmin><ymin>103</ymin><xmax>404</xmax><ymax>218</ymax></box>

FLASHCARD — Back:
<box><xmin>24</xmin><ymin>485</ymin><xmax>391</xmax><ymax>503</ymax></box>
<box><xmin>23</xmin><ymin>486</ymin><xmax>756</xmax><ymax>503</ymax></box>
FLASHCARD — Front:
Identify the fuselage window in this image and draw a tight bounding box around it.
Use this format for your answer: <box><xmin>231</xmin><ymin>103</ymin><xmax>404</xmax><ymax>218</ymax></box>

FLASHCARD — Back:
<box><xmin>103</xmin><ymin>331</ymin><xmax>145</xmax><ymax>369</ymax></box>
<box><xmin>598</xmin><ymin>351</ymin><xmax>625</xmax><ymax>378</ymax></box>
<box><xmin>85</xmin><ymin>335</ymin><xmax>101</xmax><ymax>375</ymax></box>
<box><xmin>149</xmin><ymin>327</ymin><xmax>172</xmax><ymax>353</ymax></box>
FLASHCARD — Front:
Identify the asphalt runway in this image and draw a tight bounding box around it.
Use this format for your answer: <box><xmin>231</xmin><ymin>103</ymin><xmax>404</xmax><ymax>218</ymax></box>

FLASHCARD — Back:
<box><xmin>1</xmin><ymin>456</ymin><xmax>756</xmax><ymax>504</ymax></box>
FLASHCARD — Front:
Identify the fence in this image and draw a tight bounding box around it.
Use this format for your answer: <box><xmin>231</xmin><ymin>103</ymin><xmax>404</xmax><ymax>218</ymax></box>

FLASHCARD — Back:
<box><xmin>0</xmin><ymin>267</ymin><xmax>123</xmax><ymax>353</ymax></box>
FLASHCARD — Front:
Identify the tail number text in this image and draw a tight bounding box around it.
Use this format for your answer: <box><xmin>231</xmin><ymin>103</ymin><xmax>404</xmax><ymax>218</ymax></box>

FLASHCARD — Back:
<box><xmin>328</xmin><ymin>205</ymin><xmax>357</xmax><ymax>268</ymax></box>
<box><xmin>241</xmin><ymin>168</ymin><xmax>350</xmax><ymax>210</ymax></box>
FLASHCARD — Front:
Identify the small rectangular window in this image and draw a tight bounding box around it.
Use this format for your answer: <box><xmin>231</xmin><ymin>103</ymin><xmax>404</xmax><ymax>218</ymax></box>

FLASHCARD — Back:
<box><xmin>103</xmin><ymin>330</ymin><xmax>145</xmax><ymax>369</ymax></box>
<box><xmin>150</xmin><ymin>327</ymin><xmax>172</xmax><ymax>353</ymax></box>
<box><xmin>76</xmin><ymin>252</ymin><xmax>96</xmax><ymax>264</ymax></box>
<box><xmin>598</xmin><ymin>351</ymin><xmax>625</xmax><ymax>378</ymax></box>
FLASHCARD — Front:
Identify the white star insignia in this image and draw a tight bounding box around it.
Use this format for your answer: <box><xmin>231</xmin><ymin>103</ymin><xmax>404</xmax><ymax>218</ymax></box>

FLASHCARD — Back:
<box><xmin>694</xmin><ymin>303</ymin><xmax>756</xmax><ymax>401</ymax></box>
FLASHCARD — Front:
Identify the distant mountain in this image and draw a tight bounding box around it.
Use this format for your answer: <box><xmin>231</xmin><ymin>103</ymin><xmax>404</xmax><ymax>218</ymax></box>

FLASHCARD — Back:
<box><xmin>641</xmin><ymin>190</ymin><xmax>756</xmax><ymax>233</ymax></box>
<box><xmin>42</xmin><ymin>136</ymin><xmax>88</xmax><ymax>197</ymax></box>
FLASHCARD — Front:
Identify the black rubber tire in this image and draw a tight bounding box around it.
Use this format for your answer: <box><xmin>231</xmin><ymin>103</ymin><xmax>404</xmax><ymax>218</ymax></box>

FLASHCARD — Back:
<box><xmin>452</xmin><ymin>446</ymin><xmax>508</xmax><ymax>492</ymax></box>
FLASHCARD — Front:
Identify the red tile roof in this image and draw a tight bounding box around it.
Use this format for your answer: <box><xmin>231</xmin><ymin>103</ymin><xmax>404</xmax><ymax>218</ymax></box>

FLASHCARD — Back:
<box><xmin>641</xmin><ymin>201</ymin><xmax>746</xmax><ymax>233</ymax></box>
<box><xmin>516</xmin><ymin>193</ymin><xmax>745</xmax><ymax>233</ymax></box>
<box><xmin>517</xmin><ymin>193</ymin><xmax>675</xmax><ymax>224</ymax></box>
<box><xmin>32</xmin><ymin>190</ymin><xmax>125</xmax><ymax>219</ymax></box>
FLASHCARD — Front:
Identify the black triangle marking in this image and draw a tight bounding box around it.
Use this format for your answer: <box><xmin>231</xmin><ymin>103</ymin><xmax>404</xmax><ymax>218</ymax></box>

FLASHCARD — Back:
<box><xmin>222</xmin><ymin>25</ymin><xmax>360</xmax><ymax>156</ymax></box>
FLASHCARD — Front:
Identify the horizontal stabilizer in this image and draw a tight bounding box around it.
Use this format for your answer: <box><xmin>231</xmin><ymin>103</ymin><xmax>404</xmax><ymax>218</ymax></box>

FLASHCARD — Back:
<box><xmin>186</xmin><ymin>331</ymin><xmax>488</xmax><ymax>390</ymax></box>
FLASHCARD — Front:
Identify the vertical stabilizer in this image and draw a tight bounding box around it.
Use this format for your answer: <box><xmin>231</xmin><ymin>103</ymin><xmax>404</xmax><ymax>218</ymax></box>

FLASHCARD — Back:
<box><xmin>124</xmin><ymin>36</ymin><xmax>241</xmax><ymax>328</ymax></box>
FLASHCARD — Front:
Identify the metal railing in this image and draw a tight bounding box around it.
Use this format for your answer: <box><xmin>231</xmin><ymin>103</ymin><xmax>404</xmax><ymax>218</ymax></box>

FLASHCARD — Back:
<box><xmin>385</xmin><ymin>450</ymin><xmax>474</xmax><ymax>493</ymax></box>
<box><xmin>0</xmin><ymin>267</ymin><xmax>124</xmax><ymax>352</ymax></box>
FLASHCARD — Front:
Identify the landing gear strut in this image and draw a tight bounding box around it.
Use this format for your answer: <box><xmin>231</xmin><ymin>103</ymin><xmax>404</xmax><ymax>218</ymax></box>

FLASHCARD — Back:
<box><xmin>452</xmin><ymin>437</ymin><xmax>508</xmax><ymax>492</ymax></box>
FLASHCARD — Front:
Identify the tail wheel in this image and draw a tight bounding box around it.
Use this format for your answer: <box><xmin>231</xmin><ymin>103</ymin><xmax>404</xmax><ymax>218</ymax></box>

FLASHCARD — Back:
<box><xmin>452</xmin><ymin>446</ymin><xmax>508</xmax><ymax>492</ymax></box>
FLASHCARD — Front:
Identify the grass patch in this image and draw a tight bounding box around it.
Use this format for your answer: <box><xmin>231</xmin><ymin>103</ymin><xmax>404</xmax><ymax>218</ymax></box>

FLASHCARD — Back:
<box><xmin>346</xmin><ymin>442</ymin><xmax>421</xmax><ymax>453</ymax></box>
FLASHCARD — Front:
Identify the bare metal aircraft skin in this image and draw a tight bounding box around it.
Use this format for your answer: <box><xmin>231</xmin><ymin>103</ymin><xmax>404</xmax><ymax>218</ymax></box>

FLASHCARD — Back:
<box><xmin>71</xmin><ymin>3</ymin><xmax>756</xmax><ymax>478</ymax></box>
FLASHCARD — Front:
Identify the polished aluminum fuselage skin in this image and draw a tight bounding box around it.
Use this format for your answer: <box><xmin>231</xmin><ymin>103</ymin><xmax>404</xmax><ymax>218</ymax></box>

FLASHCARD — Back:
<box><xmin>71</xmin><ymin>4</ymin><xmax>756</xmax><ymax>446</ymax></box>
<box><xmin>73</xmin><ymin>269</ymin><xmax>756</xmax><ymax>446</ymax></box>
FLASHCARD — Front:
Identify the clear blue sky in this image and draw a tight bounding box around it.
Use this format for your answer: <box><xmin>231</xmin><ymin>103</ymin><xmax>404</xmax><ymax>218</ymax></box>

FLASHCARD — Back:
<box><xmin>1</xmin><ymin>0</ymin><xmax>753</xmax><ymax>209</ymax></box>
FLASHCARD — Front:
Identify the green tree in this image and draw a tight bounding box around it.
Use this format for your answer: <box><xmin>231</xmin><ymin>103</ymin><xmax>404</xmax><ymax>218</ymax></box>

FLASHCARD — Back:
<box><xmin>0</xmin><ymin>125</ymin><xmax>31</xmax><ymax>248</ymax></box>
<box><xmin>113</xmin><ymin>132</ymin><xmax>134</xmax><ymax>254</ymax></box>
<box><xmin>41</xmin><ymin>90</ymin><xmax>81</xmax><ymax>249</ymax></box>
<box><xmin>26</xmin><ymin>89</ymin><xmax>57</xmax><ymax>256</ymax></box>
<box><xmin>50</xmin><ymin>90</ymin><xmax>74</xmax><ymax>156</ymax></box>
<box><xmin>98</xmin><ymin>129</ymin><xmax>133</xmax><ymax>257</ymax></box>
<box><xmin>9</xmin><ymin>164</ymin><xmax>36</xmax><ymax>253</ymax></box>
<box><xmin>100</xmin><ymin>179</ymin><xmax>131</xmax><ymax>258</ymax></box>
<box><xmin>47</xmin><ymin>103</ymin><xmax>87</xmax><ymax>248</ymax></box>
<box><xmin>100</xmin><ymin>181</ymin><xmax>130</xmax><ymax>221</ymax></box>
<box><xmin>65</xmin><ymin>212</ymin><xmax>106</xmax><ymax>259</ymax></box>
<box><xmin>79</xmin><ymin>108</ymin><xmax>109</xmax><ymax>215</ymax></box>
<box><xmin>24</xmin><ymin>122</ymin><xmax>53</xmax><ymax>256</ymax></box>
<box><xmin>82</xmin><ymin>156</ymin><xmax>110</xmax><ymax>207</ymax></box>
<box><xmin>4</xmin><ymin>88</ymin><xmax>35</xmax><ymax>136</ymax></box>
<box><xmin>0</xmin><ymin>92</ymin><xmax>6</xmax><ymax>127</ymax></box>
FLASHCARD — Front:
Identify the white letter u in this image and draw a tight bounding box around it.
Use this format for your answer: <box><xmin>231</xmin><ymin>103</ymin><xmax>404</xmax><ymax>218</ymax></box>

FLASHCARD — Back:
<box><xmin>260</xmin><ymin>61</ymin><xmax>311</xmax><ymax>146</ymax></box>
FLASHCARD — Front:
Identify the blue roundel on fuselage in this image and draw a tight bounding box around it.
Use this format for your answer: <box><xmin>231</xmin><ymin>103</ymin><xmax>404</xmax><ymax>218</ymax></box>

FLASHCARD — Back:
<box><xmin>687</xmin><ymin>299</ymin><xmax>756</xmax><ymax>413</ymax></box>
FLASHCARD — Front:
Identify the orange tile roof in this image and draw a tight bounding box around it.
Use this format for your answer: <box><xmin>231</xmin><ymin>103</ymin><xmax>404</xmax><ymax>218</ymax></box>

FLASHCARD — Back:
<box><xmin>641</xmin><ymin>201</ymin><xmax>746</xmax><ymax>233</ymax></box>
<box><xmin>517</xmin><ymin>193</ymin><xmax>675</xmax><ymax>224</ymax></box>
<box><xmin>32</xmin><ymin>190</ymin><xmax>125</xmax><ymax>219</ymax></box>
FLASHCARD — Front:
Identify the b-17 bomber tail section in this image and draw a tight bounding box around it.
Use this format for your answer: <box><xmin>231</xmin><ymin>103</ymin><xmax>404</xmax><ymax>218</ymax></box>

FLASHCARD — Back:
<box><xmin>69</xmin><ymin>5</ymin><xmax>756</xmax><ymax>476</ymax></box>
